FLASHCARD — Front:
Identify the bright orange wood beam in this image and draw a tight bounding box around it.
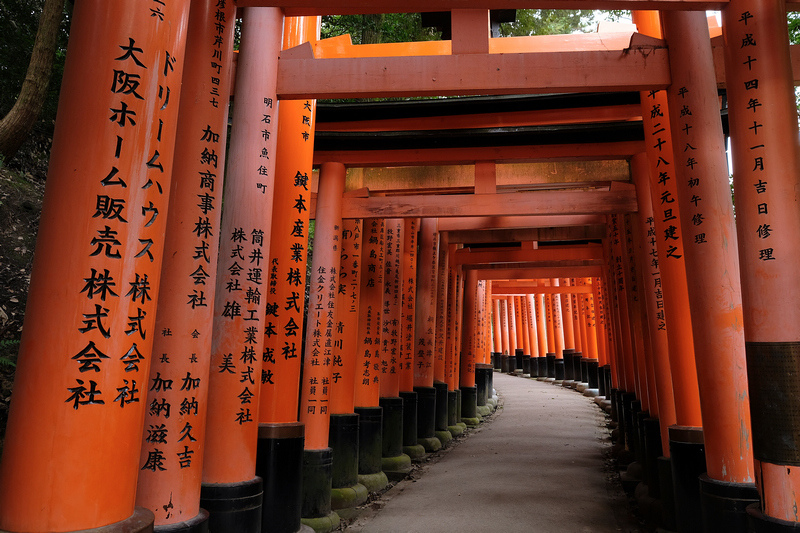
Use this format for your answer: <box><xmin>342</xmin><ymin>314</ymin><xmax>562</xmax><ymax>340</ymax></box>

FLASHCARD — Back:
<box><xmin>444</xmin><ymin>225</ymin><xmax>606</xmax><ymax>244</ymax></box>
<box><xmin>474</xmin><ymin>265</ymin><xmax>604</xmax><ymax>280</ymax></box>
<box><xmin>437</xmin><ymin>215</ymin><xmax>606</xmax><ymax>231</ymax></box>
<box><xmin>235</xmin><ymin>0</ymin><xmax>730</xmax><ymax>15</ymax></box>
<box><xmin>454</xmin><ymin>245</ymin><xmax>603</xmax><ymax>266</ymax></box>
<box><xmin>492</xmin><ymin>282</ymin><xmax>593</xmax><ymax>295</ymax></box>
<box><xmin>341</xmin><ymin>189</ymin><xmax>637</xmax><ymax>219</ymax></box>
<box><xmin>313</xmin><ymin>142</ymin><xmax>644</xmax><ymax>167</ymax></box>
<box><xmin>277</xmin><ymin>47</ymin><xmax>669</xmax><ymax>100</ymax></box>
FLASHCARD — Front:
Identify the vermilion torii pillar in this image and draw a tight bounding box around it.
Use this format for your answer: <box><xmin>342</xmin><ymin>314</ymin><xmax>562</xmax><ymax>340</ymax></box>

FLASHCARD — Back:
<box><xmin>353</xmin><ymin>218</ymin><xmax>389</xmax><ymax>492</ymax></box>
<box><xmin>256</xmin><ymin>16</ymin><xmax>318</xmax><ymax>531</ymax></box>
<box><xmin>560</xmin><ymin>278</ymin><xmax>578</xmax><ymax>385</ymax></box>
<box><xmin>414</xmin><ymin>218</ymin><xmax>442</xmax><ymax>452</ymax></box>
<box><xmin>298</xmin><ymin>162</ymin><xmax>346</xmax><ymax>532</ymax></box>
<box><xmin>200</xmin><ymin>8</ymin><xmax>282</xmax><ymax>533</ymax></box>
<box><xmin>399</xmin><ymin>218</ymin><xmax>426</xmax><ymax>460</ymax></box>
<box><xmin>379</xmin><ymin>218</ymin><xmax>413</xmax><ymax>478</ymax></box>
<box><xmin>445</xmin><ymin>246</ymin><xmax>466</xmax><ymax>437</ymax></box>
<box><xmin>433</xmin><ymin>233</ymin><xmax>453</xmax><ymax>446</ymax></box>
<box><xmin>722</xmin><ymin>1</ymin><xmax>800</xmax><ymax>527</ymax></box>
<box><xmin>662</xmin><ymin>10</ymin><xmax>757</xmax><ymax>531</ymax></box>
<box><xmin>631</xmin><ymin>153</ymin><xmax>677</xmax><ymax>462</ymax></box>
<box><xmin>535</xmin><ymin>291</ymin><xmax>549</xmax><ymax>379</ymax></box>
<box><xmin>327</xmin><ymin>217</ymin><xmax>369</xmax><ymax>514</ymax></box>
<box><xmin>526</xmin><ymin>294</ymin><xmax>541</xmax><ymax>377</ymax></box>
<box><xmin>632</xmin><ymin>11</ymin><xmax>704</xmax><ymax>439</ymax></box>
<box><xmin>135</xmin><ymin>1</ymin><xmax>235</xmax><ymax>531</ymax></box>
<box><xmin>460</xmin><ymin>268</ymin><xmax>480</xmax><ymax>427</ymax></box>
<box><xmin>0</xmin><ymin>2</ymin><xmax>189</xmax><ymax>531</ymax></box>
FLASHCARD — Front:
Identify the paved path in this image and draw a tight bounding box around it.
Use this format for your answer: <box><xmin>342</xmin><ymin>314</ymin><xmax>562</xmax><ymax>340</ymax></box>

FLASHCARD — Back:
<box><xmin>345</xmin><ymin>373</ymin><xmax>643</xmax><ymax>533</ymax></box>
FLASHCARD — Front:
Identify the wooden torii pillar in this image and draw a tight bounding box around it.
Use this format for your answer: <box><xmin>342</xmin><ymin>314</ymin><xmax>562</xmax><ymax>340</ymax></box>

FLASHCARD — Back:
<box><xmin>135</xmin><ymin>2</ymin><xmax>236</xmax><ymax>531</ymax></box>
<box><xmin>0</xmin><ymin>2</ymin><xmax>190</xmax><ymax>532</ymax></box>
<box><xmin>722</xmin><ymin>0</ymin><xmax>800</xmax><ymax>527</ymax></box>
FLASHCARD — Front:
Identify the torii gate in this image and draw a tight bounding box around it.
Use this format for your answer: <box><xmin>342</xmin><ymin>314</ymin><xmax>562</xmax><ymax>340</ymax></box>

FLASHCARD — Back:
<box><xmin>0</xmin><ymin>2</ymin><xmax>798</xmax><ymax>533</ymax></box>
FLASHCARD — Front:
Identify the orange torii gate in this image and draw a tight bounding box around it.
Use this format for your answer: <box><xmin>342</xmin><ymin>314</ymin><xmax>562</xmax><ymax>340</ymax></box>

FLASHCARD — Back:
<box><xmin>4</xmin><ymin>3</ymin><xmax>800</xmax><ymax>533</ymax></box>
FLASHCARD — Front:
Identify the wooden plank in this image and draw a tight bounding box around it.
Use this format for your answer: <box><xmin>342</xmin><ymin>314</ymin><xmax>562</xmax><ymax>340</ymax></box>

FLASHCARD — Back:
<box><xmin>474</xmin><ymin>265</ymin><xmax>603</xmax><ymax>280</ymax></box>
<box><xmin>341</xmin><ymin>189</ymin><xmax>637</xmax><ymax>219</ymax></box>
<box><xmin>235</xmin><ymin>0</ymin><xmax>729</xmax><ymax>15</ymax></box>
<box><xmin>313</xmin><ymin>142</ymin><xmax>644</xmax><ymax>166</ymax></box>
<box><xmin>491</xmin><ymin>284</ymin><xmax>594</xmax><ymax>295</ymax></box>
<box><xmin>445</xmin><ymin>225</ymin><xmax>606</xmax><ymax>243</ymax></box>
<box><xmin>454</xmin><ymin>244</ymin><xmax>603</xmax><ymax>265</ymax></box>
<box><xmin>277</xmin><ymin>49</ymin><xmax>670</xmax><ymax>99</ymax></box>
<box><xmin>438</xmin><ymin>215</ymin><xmax>606</xmax><ymax>231</ymax></box>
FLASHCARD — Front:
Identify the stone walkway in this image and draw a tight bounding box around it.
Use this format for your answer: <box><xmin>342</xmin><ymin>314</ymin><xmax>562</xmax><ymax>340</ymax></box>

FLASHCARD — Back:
<box><xmin>343</xmin><ymin>373</ymin><xmax>645</xmax><ymax>533</ymax></box>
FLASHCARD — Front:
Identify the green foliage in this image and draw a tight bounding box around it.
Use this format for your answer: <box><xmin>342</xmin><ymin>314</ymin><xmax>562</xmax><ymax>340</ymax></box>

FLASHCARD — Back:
<box><xmin>0</xmin><ymin>340</ymin><xmax>18</xmax><ymax>368</ymax></box>
<box><xmin>789</xmin><ymin>12</ymin><xmax>800</xmax><ymax>44</ymax></box>
<box><xmin>321</xmin><ymin>13</ymin><xmax>441</xmax><ymax>44</ymax></box>
<box><xmin>498</xmin><ymin>9</ymin><xmax>596</xmax><ymax>37</ymax></box>
<box><xmin>0</xmin><ymin>0</ymin><xmax>71</xmax><ymax>141</ymax></box>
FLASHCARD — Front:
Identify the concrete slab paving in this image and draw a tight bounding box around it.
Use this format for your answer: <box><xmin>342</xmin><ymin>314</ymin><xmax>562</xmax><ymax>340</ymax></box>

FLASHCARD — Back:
<box><xmin>343</xmin><ymin>373</ymin><xmax>645</xmax><ymax>533</ymax></box>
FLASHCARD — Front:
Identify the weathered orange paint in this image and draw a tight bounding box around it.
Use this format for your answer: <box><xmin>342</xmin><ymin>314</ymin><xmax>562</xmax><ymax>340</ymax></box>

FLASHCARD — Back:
<box><xmin>381</xmin><ymin>219</ymin><xmax>404</xmax><ymax>399</ymax></box>
<box><xmin>203</xmin><ymin>7</ymin><xmax>283</xmax><ymax>485</ymax></box>
<box><xmin>399</xmin><ymin>218</ymin><xmax>420</xmax><ymax>392</ymax></box>
<box><xmin>492</xmin><ymin>297</ymin><xmax>503</xmax><ymax>354</ymax></box>
<box><xmin>433</xmin><ymin>233</ymin><xmax>449</xmax><ymax>383</ymax></box>
<box><xmin>723</xmin><ymin>0</ymin><xmax>800</xmax><ymax>510</ymax></box>
<box><xmin>414</xmin><ymin>219</ymin><xmax>439</xmax><ymax>388</ymax></box>
<box><xmin>329</xmin><ymin>218</ymin><xmax>362</xmax><ymax>415</ymax></box>
<box><xmin>299</xmin><ymin>162</ymin><xmax>346</xmax><ymax>450</ymax></box>
<box><xmin>663</xmin><ymin>8</ymin><xmax>754</xmax><ymax>484</ymax></box>
<box><xmin>135</xmin><ymin>0</ymin><xmax>235</xmax><ymax>524</ymax></box>
<box><xmin>560</xmin><ymin>279</ymin><xmax>576</xmax><ymax>351</ymax></box>
<box><xmin>551</xmin><ymin>279</ymin><xmax>566</xmax><ymax>358</ymax></box>
<box><xmin>545</xmin><ymin>290</ymin><xmax>556</xmax><ymax>355</ymax></box>
<box><xmin>630</xmin><ymin>152</ymin><xmax>676</xmax><ymax>450</ymax></box>
<box><xmin>633</xmin><ymin>9</ymin><xmax>703</xmax><ymax>429</ymax></box>
<box><xmin>260</xmin><ymin>15</ymin><xmax>319</xmax><ymax>425</ymax></box>
<box><xmin>507</xmin><ymin>296</ymin><xmax>518</xmax><ymax>354</ymax></box>
<box><xmin>500</xmin><ymin>298</ymin><xmax>511</xmax><ymax>355</ymax></box>
<box><xmin>460</xmin><ymin>269</ymin><xmax>479</xmax><ymax>388</ymax></box>
<box><xmin>526</xmin><ymin>295</ymin><xmax>541</xmax><ymax>359</ymax></box>
<box><xmin>535</xmin><ymin>292</ymin><xmax>549</xmax><ymax>359</ymax></box>
<box><xmin>0</xmin><ymin>2</ymin><xmax>190</xmax><ymax>529</ymax></box>
<box><xmin>353</xmin><ymin>218</ymin><xmax>385</xmax><ymax>408</ymax></box>
<box><xmin>520</xmin><ymin>294</ymin><xmax>532</xmax><ymax>356</ymax></box>
<box><xmin>445</xmin><ymin>244</ymin><xmax>461</xmax><ymax>389</ymax></box>
<box><xmin>514</xmin><ymin>296</ymin><xmax>525</xmax><ymax>350</ymax></box>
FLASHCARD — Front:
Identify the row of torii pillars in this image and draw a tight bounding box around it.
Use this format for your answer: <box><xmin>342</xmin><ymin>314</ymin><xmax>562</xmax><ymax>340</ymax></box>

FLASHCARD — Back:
<box><xmin>1</xmin><ymin>1</ymin><xmax>800</xmax><ymax>533</ymax></box>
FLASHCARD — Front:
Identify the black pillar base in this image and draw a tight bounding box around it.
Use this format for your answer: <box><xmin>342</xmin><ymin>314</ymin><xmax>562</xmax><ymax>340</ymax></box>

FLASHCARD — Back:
<box><xmin>515</xmin><ymin>348</ymin><xmax>524</xmax><ymax>373</ymax></box>
<box><xmin>587</xmin><ymin>358</ymin><xmax>600</xmax><ymax>389</ymax></box>
<box><xmin>433</xmin><ymin>382</ymin><xmax>449</xmax><ymax>431</ymax></box>
<box><xmin>399</xmin><ymin>391</ymin><xmax>418</xmax><ymax>446</ymax></box>
<box><xmin>379</xmin><ymin>397</ymin><xmax>403</xmax><ymax>458</ymax></box>
<box><xmin>447</xmin><ymin>390</ymin><xmax>458</xmax><ymax>426</ymax></box>
<box><xmin>256</xmin><ymin>423</ymin><xmax>304</xmax><ymax>533</ymax></box>
<box><xmin>572</xmin><ymin>352</ymin><xmax>583</xmax><ymax>384</ymax></box>
<box><xmin>500</xmin><ymin>354</ymin><xmax>510</xmax><ymax>373</ymax></box>
<box><xmin>522</xmin><ymin>354</ymin><xmax>531</xmax><ymax>376</ymax></box>
<box><xmin>658</xmin><ymin>456</ymin><xmax>678</xmax><ymax>532</ymax></box>
<box><xmin>492</xmin><ymin>352</ymin><xmax>502</xmax><ymax>370</ymax></box>
<box><xmin>506</xmin><ymin>354</ymin><xmax>517</xmax><ymax>373</ymax></box>
<box><xmin>554</xmin><ymin>358</ymin><xmax>565</xmax><ymax>381</ymax></box>
<box><xmin>747</xmin><ymin>503</ymin><xmax>800</xmax><ymax>532</ymax></box>
<box><xmin>413</xmin><ymin>386</ymin><xmax>437</xmax><ymax>440</ymax></box>
<box><xmin>537</xmin><ymin>356</ymin><xmax>547</xmax><ymax>378</ymax></box>
<box><xmin>529</xmin><ymin>355</ymin><xmax>539</xmax><ymax>378</ymax></box>
<box><xmin>154</xmin><ymin>510</ymin><xmax>209</xmax><ymax>533</ymax></box>
<box><xmin>476</xmin><ymin>365</ymin><xmax>491</xmax><ymax>406</ymax></box>
<box><xmin>460</xmin><ymin>385</ymin><xmax>478</xmax><ymax>420</ymax></box>
<box><xmin>456</xmin><ymin>388</ymin><xmax>463</xmax><ymax>422</ymax></box>
<box><xmin>70</xmin><ymin>508</ymin><xmax>154</xmax><ymax>533</ymax></box>
<box><xmin>580</xmin><ymin>357</ymin><xmax>589</xmax><ymax>384</ymax></box>
<box><xmin>328</xmin><ymin>414</ymin><xmax>360</xmax><ymax>489</ymax></box>
<box><xmin>354</xmin><ymin>406</ymin><xmax>383</xmax><ymax>475</ymax></box>
<box><xmin>546</xmin><ymin>353</ymin><xmax>556</xmax><ymax>379</ymax></box>
<box><xmin>201</xmin><ymin>477</ymin><xmax>263</xmax><ymax>533</ymax></box>
<box><xmin>669</xmin><ymin>426</ymin><xmax>706</xmax><ymax>533</ymax></box>
<box><xmin>302</xmin><ymin>449</ymin><xmax>333</xmax><ymax>519</ymax></box>
<box><xmin>699</xmin><ymin>474</ymin><xmax>759</xmax><ymax>533</ymax></box>
<box><xmin>563</xmin><ymin>351</ymin><xmax>575</xmax><ymax>381</ymax></box>
<box><xmin>642</xmin><ymin>417</ymin><xmax>663</xmax><ymax>499</ymax></box>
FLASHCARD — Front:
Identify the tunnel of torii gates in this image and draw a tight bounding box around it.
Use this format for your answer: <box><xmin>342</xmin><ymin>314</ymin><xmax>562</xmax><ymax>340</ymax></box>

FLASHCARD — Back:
<box><xmin>5</xmin><ymin>1</ymin><xmax>800</xmax><ymax>533</ymax></box>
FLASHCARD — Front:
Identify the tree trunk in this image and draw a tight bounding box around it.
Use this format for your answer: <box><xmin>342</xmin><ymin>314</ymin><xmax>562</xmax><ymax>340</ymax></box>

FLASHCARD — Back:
<box><xmin>0</xmin><ymin>0</ymin><xmax>64</xmax><ymax>163</ymax></box>
<box><xmin>361</xmin><ymin>13</ymin><xmax>384</xmax><ymax>44</ymax></box>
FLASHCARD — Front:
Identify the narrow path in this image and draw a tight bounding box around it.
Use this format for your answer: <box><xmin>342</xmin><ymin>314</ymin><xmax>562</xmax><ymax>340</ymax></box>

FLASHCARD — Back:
<box><xmin>345</xmin><ymin>373</ymin><xmax>644</xmax><ymax>533</ymax></box>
